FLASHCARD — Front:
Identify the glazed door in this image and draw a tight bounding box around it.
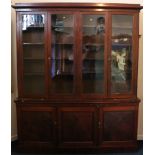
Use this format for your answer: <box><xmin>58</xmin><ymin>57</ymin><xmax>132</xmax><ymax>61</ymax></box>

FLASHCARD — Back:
<box><xmin>108</xmin><ymin>13</ymin><xmax>139</xmax><ymax>97</ymax></box>
<box><xmin>58</xmin><ymin>107</ymin><xmax>97</xmax><ymax>148</ymax></box>
<box><xmin>18</xmin><ymin>12</ymin><xmax>47</xmax><ymax>97</ymax></box>
<box><xmin>48</xmin><ymin>13</ymin><xmax>77</xmax><ymax>96</ymax></box>
<box><xmin>79</xmin><ymin>13</ymin><xmax>107</xmax><ymax>96</ymax></box>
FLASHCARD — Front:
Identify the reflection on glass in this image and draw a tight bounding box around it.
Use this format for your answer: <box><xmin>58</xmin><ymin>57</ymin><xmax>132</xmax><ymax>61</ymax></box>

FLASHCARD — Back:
<box><xmin>22</xmin><ymin>14</ymin><xmax>44</xmax><ymax>30</ymax></box>
<box><xmin>50</xmin><ymin>14</ymin><xmax>74</xmax><ymax>93</ymax></box>
<box><xmin>22</xmin><ymin>14</ymin><xmax>45</xmax><ymax>95</ymax></box>
<box><xmin>82</xmin><ymin>15</ymin><xmax>105</xmax><ymax>93</ymax></box>
<box><xmin>111</xmin><ymin>15</ymin><xmax>133</xmax><ymax>93</ymax></box>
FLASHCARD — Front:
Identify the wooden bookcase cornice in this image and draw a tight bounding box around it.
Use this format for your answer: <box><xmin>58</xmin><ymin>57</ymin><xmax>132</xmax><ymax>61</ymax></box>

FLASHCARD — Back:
<box><xmin>12</xmin><ymin>3</ymin><xmax>143</xmax><ymax>10</ymax></box>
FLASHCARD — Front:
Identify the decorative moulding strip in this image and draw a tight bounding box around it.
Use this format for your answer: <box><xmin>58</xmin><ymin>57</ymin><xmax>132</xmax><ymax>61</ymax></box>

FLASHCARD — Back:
<box><xmin>12</xmin><ymin>3</ymin><xmax>143</xmax><ymax>10</ymax></box>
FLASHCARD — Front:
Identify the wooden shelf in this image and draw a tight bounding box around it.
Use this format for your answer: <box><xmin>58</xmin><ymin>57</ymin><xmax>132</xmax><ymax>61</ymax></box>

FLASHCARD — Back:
<box><xmin>83</xmin><ymin>71</ymin><xmax>103</xmax><ymax>74</ymax></box>
<box><xmin>83</xmin><ymin>58</ymin><xmax>104</xmax><ymax>61</ymax></box>
<box><xmin>82</xmin><ymin>72</ymin><xmax>103</xmax><ymax>80</ymax></box>
<box><xmin>24</xmin><ymin>72</ymin><xmax>44</xmax><ymax>76</ymax></box>
<box><xmin>83</xmin><ymin>25</ymin><xmax>96</xmax><ymax>28</ymax></box>
<box><xmin>83</xmin><ymin>43</ymin><xmax>104</xmax><ymax>46</ymax></box>
<box><xmin>23</xmin><ymin>26</ymin><xmax>44</xmax><ymax>31</ymax></box>
<box><xmin>112</xmin><ymin>26</ymin><xmax>132</xmax><ymax>29</ymax></box>
<box><xmin>23</xmin><ymin>42</ymin><xmax>44</xmax><ymax>45</ymax></box>
<box><xmin>52</xmin><ymin>73</ymin><xmax>74</xmax><ymax>80</ymax></box>
<box><xmin>112</xmin><ymin>43</ymin><xmax>131</xmax><ymax>46</ymax></box>
<box><xmin>52</xmin><ymin>58</ymin><xmax>74</xmax><ymax>61</ymax></box>
<box><xmin>52</xmin><ymin>27</ymin><xmax>73</xmax><ymax>34</ymax></box>
<box><xmin>52</xmin><ymin>26</ymin><xmax>73</xmax><ymax>28</ymax></box>
<box><xmin>53</xmin><ymin>43</ymin><xmax>74</xmax><ymax>46</ymax></box>
<box><xmin>24</xmin><ymin>58</ymin><xmax>44</xmax><ymax>60</ymax></box>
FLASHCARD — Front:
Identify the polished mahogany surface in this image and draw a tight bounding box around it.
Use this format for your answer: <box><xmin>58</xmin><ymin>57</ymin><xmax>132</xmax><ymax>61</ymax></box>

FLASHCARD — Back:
<box><xmin>13</xmin><ymin>3</ymin><xmax>142</xmax><ymax>152</ymax></box>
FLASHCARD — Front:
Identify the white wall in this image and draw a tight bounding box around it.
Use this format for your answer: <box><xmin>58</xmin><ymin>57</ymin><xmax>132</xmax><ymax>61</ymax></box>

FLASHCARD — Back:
<box><xmin>137</xmin><ymin>10</ymin><xmax>143</xmax><ymax>140</ymax></box>
<box><xmin>11</xmin><ymin>2</ymin><xmax>18</xmax><ymax>140</ymax></box>
<box><xmin>11</xmin><ymin>0</ymin><xmax>143</xmax><ymax>4</ymax></box>
<box><xmin>11</xmin><ymin>0</ymin><xmax>143</xmax><ymax>141</ymax></box>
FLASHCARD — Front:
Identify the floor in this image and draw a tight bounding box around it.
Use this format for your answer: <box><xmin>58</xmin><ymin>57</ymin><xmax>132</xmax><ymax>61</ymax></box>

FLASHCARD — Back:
<box><xmin>11</xmin><ymin>141</ymin><xmax>143</xmax><ymax>155</ymax></box>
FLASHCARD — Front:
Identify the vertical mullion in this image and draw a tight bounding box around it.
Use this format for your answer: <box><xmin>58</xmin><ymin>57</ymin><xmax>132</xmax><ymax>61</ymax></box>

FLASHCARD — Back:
<box><xmin>17</xmin><ymin>12</ymin><xmax>23</xmax><ymax>98</ymax></box>
<box><xmin>132</xmin><ymin>13</ymin><xmax>139</xmax><ymax>96</ymax></box>
<box><xmin>73</xmin><ymin>12</ymin><xmax>78</xmax><ymax>95</ymax></box>
<box><xmin>44</xmin><ymin>12</ymin><xmax>48</xmax><ymax>99</ymax></box>
<box><xmin>76</xmin><ymin>12</ymin><xmax>83</xmax><ymax>95</ymax></box>
<box><xmin>107</xmin><ymin>12</ymin><xmax>112</xmax><ymax>97</ymax></box>
<box><xmin>47</xmin><ymin>12</ymin><xmax>52</xmax><ymax>97</ymax></box>
<box><xmin>104</xmin><ymin>12</ymin><xmax>109</xmax><ymax>97</ymax></box>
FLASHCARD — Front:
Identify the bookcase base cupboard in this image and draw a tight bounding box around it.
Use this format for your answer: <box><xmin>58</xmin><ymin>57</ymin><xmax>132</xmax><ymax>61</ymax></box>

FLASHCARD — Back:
<box><xmin>12</xmin><ymin>3</ymin><xmax>142</xmax><ymax>152</ymax></box>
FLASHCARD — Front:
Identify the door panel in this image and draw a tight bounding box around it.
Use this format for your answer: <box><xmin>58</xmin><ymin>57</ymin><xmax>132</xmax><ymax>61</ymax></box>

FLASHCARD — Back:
<box><xmin>19</xmin><ymin>107</ymin><xmax>56</xmax><ymax>145</ymax></box>
<box><xmin>21</xmin><ymin>13</ymin><xmax>46</xmax><ymax>96</ymax></box>
<box><xmin>99</xmin><ymin>106</ymin><xmax>137</xmax><ymax>145</ymax></box>
<box><xmin>110</xmin><ymin>14</ymin><xmax>134</xmax><ymax>95</ymax></box>
<box><xmin>103</xmin><ymin>111</ymin><xmax>135</xmax><ymax>141</ymax></box>
<box><xmin>81</xmin><ymin>14</ymin><xmax>106</xmax><ymax>94</ymax></box>
<box><xmin>49</xmin><ymin>14</ymin><xmax>75</xmax><ymax>94</ymax></box>
<box><xmin>58</xmin><ymin>107</ymin><xmax>97</xmax><ymax>147</ymax></box>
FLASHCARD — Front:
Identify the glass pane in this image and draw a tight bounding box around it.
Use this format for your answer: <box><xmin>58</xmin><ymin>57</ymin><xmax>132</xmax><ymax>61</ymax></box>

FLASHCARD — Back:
<box><xmin>82</xmin><ymin>15</ymin><xmax>105</xmax><ymax>93</ymax></box>
<box><xmin>111</xmin><ymin>15</ymin><xmax>133</xmax><ymax>93</ymax></box>
<box><xmin>22</xmin><ymin>14</ymin><xmax>45</xmax><ymax>95</ymax></box>
<box><xmin>50</xmin><ymin>14</ymin><xmax>74</xmax><ymax>93</ymax></box>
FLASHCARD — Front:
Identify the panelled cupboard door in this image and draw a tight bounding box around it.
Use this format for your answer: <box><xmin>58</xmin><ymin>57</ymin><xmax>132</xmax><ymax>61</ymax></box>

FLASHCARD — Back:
<box><xmin>18</xmin><ymin>106</ymin><xmax>56</xmax><ymax>146</ymax></box>
<box><xmin>58</xmin><ymin>107</ymin><xmax>97</xmax><ymax>148</ymax></box>
<box><xmin>108</xmin><ymin>12</ymin><xmax>139</xmax><ymax>97</ymax></box>
<box><xmin>99</xmin><ymin>106</ymin><xmax>138</xmax><ymax>146</ymax></box>
<box><xmin>18</xmin><ymin>12</ymin><xmax>48</xmax><ymax>97</ymax></box>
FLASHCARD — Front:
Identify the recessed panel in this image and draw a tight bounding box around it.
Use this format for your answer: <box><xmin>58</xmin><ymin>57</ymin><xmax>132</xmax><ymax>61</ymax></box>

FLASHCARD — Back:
<box><xmin>21</xmin><ymin>110</ymin><xmax>55</xmax><ymax>142</ymax></box>
<box><xmin>103</xmin><ymin>111</ymin><xmax>135</xmax><ymax>141</ymax></box>
<box><xmin>60</xmin><ymin>109</ymin><xmax>96</xmax><ymax>144</ymax></box>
